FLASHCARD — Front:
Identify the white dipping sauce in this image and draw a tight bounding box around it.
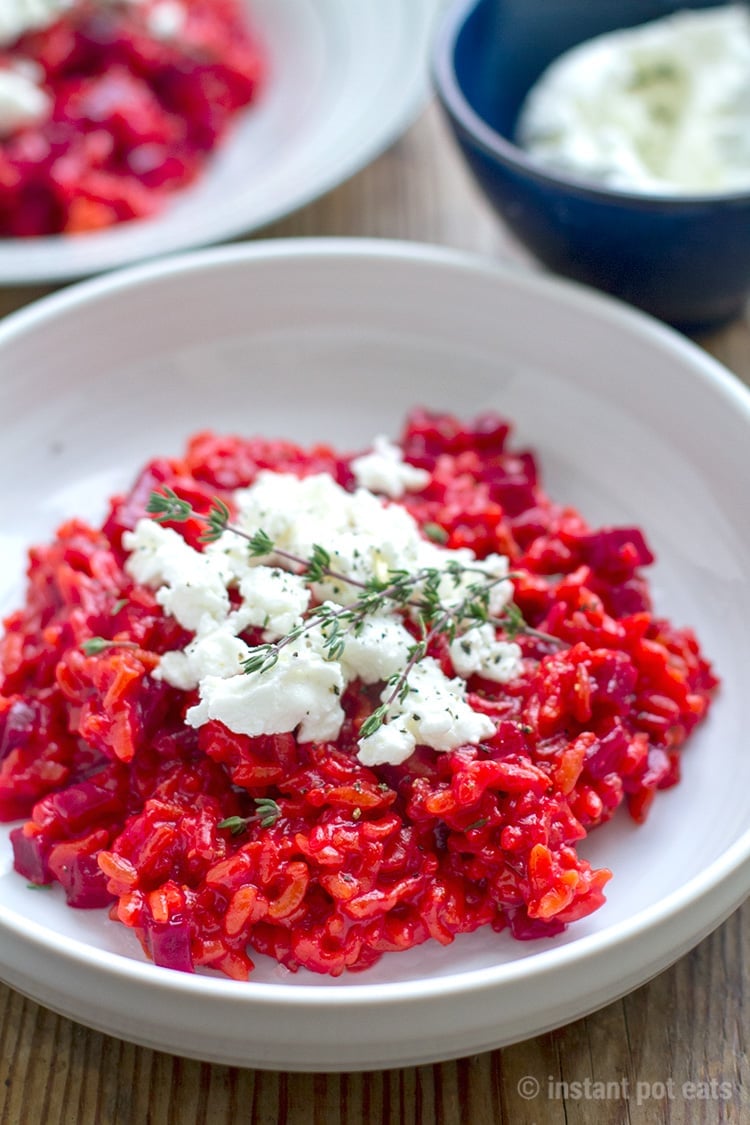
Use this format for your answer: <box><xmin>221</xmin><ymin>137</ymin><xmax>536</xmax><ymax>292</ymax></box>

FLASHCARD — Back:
<box><xmin>516</xmin><ymin>5</ymin><xmax>750</xmax><ymax>194</ymax></box>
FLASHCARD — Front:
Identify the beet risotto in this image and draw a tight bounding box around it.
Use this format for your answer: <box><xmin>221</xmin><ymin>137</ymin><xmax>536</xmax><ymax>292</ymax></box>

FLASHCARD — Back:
<box><xmin>0</xmin><ymin>410</ymin><xmax>717</xmax><ymax>979</ymax></box>
<box><xmin>0</xmin><ymin>0</ymin><xmax>264</xmax><ymax>236</ymax></box>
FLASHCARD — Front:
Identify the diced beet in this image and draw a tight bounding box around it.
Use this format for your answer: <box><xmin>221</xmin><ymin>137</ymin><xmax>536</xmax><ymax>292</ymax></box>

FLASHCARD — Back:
<box><xmin>48</xmin><ymin>845</ymin><xmax>114</xmax><ymax>908</ymax></box>
<box><xmin>508</xmin><ymin>908</ymin><xmax>566</xmax><ymax>941</ymax></box>
<box><xmin>572</xmin><ymin>527</ymin><xmax>655</xmax><ymax>578</ymax></box>
<box><xmin>0</xmin><ymin>700</ymin><xmax>37</xmax><ymax>762</ymax></box>
<box><xmin>145</xmin><ymin>915</ymin><xmax>194</xmax><ymax>973</ymax></box>
<box><xmin>584</xmin><ymin>724</ymin><xmax>629</xmax><ymax>779</ymax></box>
<box><xmin>603</xmin><ymin>578</ymin><xmax>652</xmax><ymax>617</ymax></box>
<box><xmin>49</xmin><ymin>779</ymin><xmax>125</xmax><ymax>833</ymax></box>
<box><xmin>588</xmin><ymin>655</ymin><xmax>638</xmax><ymax>711</ymax></box>
<box><xmin>467</xmin><ymin>413</ymin><xmax>512</xmax><ymax>453</ymax></box>
<box><xmin>483</xmin><ymin>452</ymin><xmax>539</xmax><ymax>515</ymax></box>
<box><xmin>11</xmin><ymin>826</ymin><xmax>52</xmax><ymax>885</ymax></box>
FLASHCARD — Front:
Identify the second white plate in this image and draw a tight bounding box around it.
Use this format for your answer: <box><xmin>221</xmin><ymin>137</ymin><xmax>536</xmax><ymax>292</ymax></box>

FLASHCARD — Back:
<box><xmin>0</xmin><ymin>0</ymin><xmax>439</xmax><ymax>284</ymax></box>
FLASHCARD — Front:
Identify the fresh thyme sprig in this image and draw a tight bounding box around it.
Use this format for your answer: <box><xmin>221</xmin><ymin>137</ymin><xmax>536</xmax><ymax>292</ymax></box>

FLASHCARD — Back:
<box><xmin>218</xmin><ymin>798</ymin><xmax>282</xmax><ymax>834</ymax></box>
<box><xmin>358</xmin><ymin>581</ymin><xmax>515</xmax><ymax>741</ymax></box>
<box><xmin>147</xmin><ymin>489</ymin><xmax>370</xmax><ymax>589</ymax></box>
<box><xmin>145</xmin><ymin>487</ymin><xmax>564</xmax><ymax>737</ymax></box>
<box><xmin>146</xmin><ymin>486</ymin><xmax>561</xmax><ymax>630</ymax></box>
<box><xmin>147</xmin><ymin>487</ymin><xmax>544</xmax><ymax>623</ymax></box>
<box><xmin>81</xmin><ymin>637</ymin><xmax>139</xmax><ymax>656</ymax></box>
<box><xmin>146</xmin><ymin>489</ymin><xmax>232</xmax><ymax>544</ymax></box>
<box><xmin>237</xmin><ymin>562</ymin><xmax>499</xmax><ymax>677</ymax></box>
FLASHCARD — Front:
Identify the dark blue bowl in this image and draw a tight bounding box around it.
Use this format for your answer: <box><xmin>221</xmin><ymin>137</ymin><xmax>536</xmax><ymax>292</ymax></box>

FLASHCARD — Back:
<box><xmin>432</xmin><ymin>0</ymin><xmax>750</xmax><ymax>330</ymax></box>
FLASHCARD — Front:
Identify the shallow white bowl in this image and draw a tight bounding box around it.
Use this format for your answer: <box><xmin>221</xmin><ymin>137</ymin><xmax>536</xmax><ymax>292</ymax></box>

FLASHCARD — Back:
<box><xmin>0</xmin><ymin>0</ymin><xmax>438</xmax><ymax>284</ymax></box>
<box><xmin>0</xmin><ymin>240</ymin><xmax>749</xmax><ymax>1071</ymax></box>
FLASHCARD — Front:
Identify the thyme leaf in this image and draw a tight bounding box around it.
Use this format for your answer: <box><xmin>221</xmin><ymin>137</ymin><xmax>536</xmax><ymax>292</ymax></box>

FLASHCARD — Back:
<box><xmin>81</xmin><ymin>637</ymin><xmax>139</xmax><ymax>656</ymax></box>
<box><xmin>422</xmin><ymin>522</ymin><xmax>449</xmax><ymax>544</ymax></box>
<box><xmin>218</xmin><ymin>798</ymin><xmax>282</xmax><ymax>834</ymax></box>
<box><xmin>146</xmin><ymin>486</ymin><xmax>193</xmax><ymax>523</ymax></box>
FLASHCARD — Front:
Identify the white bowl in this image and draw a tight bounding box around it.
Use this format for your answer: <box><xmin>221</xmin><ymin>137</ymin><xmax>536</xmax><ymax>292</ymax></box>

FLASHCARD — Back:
<box><xmin>0</xmin><ymin>240</ymin><xmax>748</xmax><ymax>1071</ymax></box>
<box><xmin>0</xmin><ymin>0</ymin><xmax>438</xmax><ymax>284</ymax></box>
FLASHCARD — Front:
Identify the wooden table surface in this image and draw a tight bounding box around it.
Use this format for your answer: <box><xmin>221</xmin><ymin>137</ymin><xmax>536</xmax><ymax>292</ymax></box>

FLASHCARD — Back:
<box><xmin>1</xmin><ymin>102</ymin><xmax>748</xmax><ymax>1125</ymax></box>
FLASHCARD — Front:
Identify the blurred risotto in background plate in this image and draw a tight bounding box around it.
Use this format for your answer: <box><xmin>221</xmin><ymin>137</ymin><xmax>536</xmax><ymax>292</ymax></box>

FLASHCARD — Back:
<box><xmin>0</xmin><ymin>0</ymin><xmax>264</xmax><ymax>235</ymax></box>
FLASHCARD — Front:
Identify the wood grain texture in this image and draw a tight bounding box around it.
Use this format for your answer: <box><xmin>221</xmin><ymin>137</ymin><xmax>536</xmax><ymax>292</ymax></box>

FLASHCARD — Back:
<box><xmin>0</xmin><ymin>102</ymin><xmax>748</xmax><ymax>1125</ymax></box>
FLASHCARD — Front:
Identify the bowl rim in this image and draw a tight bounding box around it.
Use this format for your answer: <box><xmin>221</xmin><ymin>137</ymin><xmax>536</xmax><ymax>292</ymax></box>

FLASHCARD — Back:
<box><xmin>431</xmin><ymin>0</ymin><xmax>750</xmax><ymax>209</ymax></box>
<box><xmin>1</xmin><ymin>236</ymin><xmax>749</xmax><ymax>1014</ymax></box>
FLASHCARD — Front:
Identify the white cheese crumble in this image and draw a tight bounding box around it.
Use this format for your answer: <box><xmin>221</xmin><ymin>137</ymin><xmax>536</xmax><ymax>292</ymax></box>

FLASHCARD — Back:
<box><xmin>158</xmin><ymin>622</ymin><xmax>253</xmax><ymax>692</ymax></box>
<box><xmin>0</xmin><ymin>64</ymin><xmax>50</xmax><ymax>137</ymax></box>
<box><xmin>350</xmin><ymin>435</ymin><xmax>430</xmax><ymax>499</ymax></box>
<box><xmin>517</xmin><ymin>5</ymin><xmax>750</xmax><ymax>194</ymax></box>
<box><xmin>337</xmin><ymin>614</ymin><xmax>414</xmax><ymax>685</ymax></box>
<box><xmin>123</xmin><ymin>520</ymin><xmax>232</xmax><ymax>631</ymax></box>
<box><xmin>146</xmin><ymin>0</ymin><xmax>185</xmax><ymax>40</ymax></box>
<box><xmin>125</xmin><ymin>467</ymin><xmax>523</xmax><ymax>765</ymax></box>
<box><xmin>187</xmin><ymin>637</ymin><xmax>346</xmax><ymax>744</ymax></box>
<box><xmin>449</xmin><ymin>623</ymin><xmax>522</xmax><ymax>684</ymax></box>
<box><xmin>233</xmin><ymin>566</ymin><xmax>310</xmax><ymax>641</ymax></box>
<box><xmin>431</xmin><ymin>552</ymin><xmax>514</xmax><ymax>619</ymax></box>
<box><xmin>0</xmin><ymin>0</ymin><xmax>70</xmax><ymax>46</ymax></box>
<box><xmin>357</xmin><ymin>658</ymin><xmax>495</xmax><ymax>767</ymax></box>
<box><xmin>205</xmin><ymin>470</ymin><xmax>426</xmax><ymax>607</ymax></box>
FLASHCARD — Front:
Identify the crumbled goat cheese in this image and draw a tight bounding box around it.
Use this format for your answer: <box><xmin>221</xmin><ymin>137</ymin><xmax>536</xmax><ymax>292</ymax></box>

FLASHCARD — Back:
<box><xmin>127</xmin><ymin>468</ymin><xmax>523</xmax><ymax>765</ymax></box>
<box><xmin>357</xmin><ymin>657</ymin><xmax>496</xmax><ymax>767</ymax></box>
<box><xmin>0</xmin><ymin>0</ymin><xmax>70</xmax><ymax>46</ymax></box>
<box><xmin>0</xmin><ymin>65</ymin><xmax>50</xmax><ymax>136</ymax></box>
<box><xmin>186</xmin><ymin>639</ymin><xmax>346</xmax><ymax>743</ymax></box>
<box><xmin>207</xmin><ymin>471</ymin><xmax>427</xmax><ymax>607</ymax></box>
<box><xmin>351</xmin><ymin>435</ymin><xmax>430</xmax><ymax>499</ymax></box>
<box><xmin>426</xmin><ymin>550</ymin><xmax>514</xmax><ymax>619</ymax></box>
<box><xmin>146</xmin><ymin>0</ymin><xmax>185</xmax><ymax>39</ymax></box>
<box><xmin>233</xmin><ymin>566</ymin><xmax>311</xmax><ymax>641</ymax></box>
<box><xmin>123</xmin><ymin>520</ymin><xmax>232</xmax><ymax>631</ymax></box>
<box><xmin>338</xmin><ymin>614</ymin><xmax>414</xmax><ymax>685</ymax></box>
<box><xmin>449</xmin><ymin>623</ymin><xmax>522</xmax><ymax>683</ymax></box>
<box><xmin>517</xmin><ymin>4</ymin><xmax>750</xmax><ymax>194</ymax></box>
<box><xmin>157</xmin><ymin>622</ymin><xmax>252</xmax><ymax>692</ymax></box>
